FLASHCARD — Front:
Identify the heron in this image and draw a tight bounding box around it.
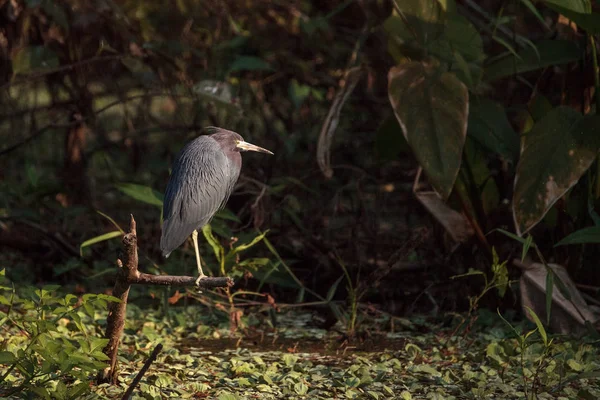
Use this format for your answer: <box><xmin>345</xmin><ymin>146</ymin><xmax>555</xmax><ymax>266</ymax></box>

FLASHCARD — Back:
<box><xmin>160</xmin><ymin>127</ymin><xmax>273</xmax><ymax>284</ymax></box>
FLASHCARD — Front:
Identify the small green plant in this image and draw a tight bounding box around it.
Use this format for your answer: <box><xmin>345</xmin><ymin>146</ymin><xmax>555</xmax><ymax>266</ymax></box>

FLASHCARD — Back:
<box><xmin>450</xmin><ymin>247</ymin><xmax>510</xmax><ymax>338</ymax></box>
<box><xmin>201</xmin><ymin>224</ymin><xmax>272</xmax><ymax>331</ymax></box>
<box><xmin>0</xmin><ymin>270</ymin><xmax>117</xmax><ymax>398</ymax></box>
<box><xmin>496</xmin><ymin>307</ymin><xmax>554</xmax><ymax>399</ymax></box>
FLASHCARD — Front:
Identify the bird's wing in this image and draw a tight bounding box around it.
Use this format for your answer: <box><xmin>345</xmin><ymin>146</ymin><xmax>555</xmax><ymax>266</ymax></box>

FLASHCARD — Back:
<box><xmin>160</xmin><ymin>136</ymin><xmax>236</xmax><ymax>257</ymax></box>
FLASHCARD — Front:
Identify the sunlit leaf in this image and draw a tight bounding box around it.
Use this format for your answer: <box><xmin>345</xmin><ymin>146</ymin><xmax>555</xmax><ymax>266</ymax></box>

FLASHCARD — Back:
<box><xmin>0</xmin><ymin>351</ymin><xmax>16</xmax><ymax>364</ymax></box>
<box><xmin>524</xmin><ymin>306</ymin><xmax>548</xmax><ymax>346</ymax></box>
<box><xmin>231</xmin><ymin>231</ymin><xmax>269</xmax><ymax>254</ymax></box>
<box><xmin>115</xmin><ymin>183</ymin><xmax>164</xmax><ymax>207</ymax></box>
<box><xmin>80</xmin><ymin>231</ymin><xmax>123</xmax><ymax>256</ymax></box>
<box><xmin>202</xmin><ymin>224</ymin><xmax>223</xmax><ymax>263</ymax></box>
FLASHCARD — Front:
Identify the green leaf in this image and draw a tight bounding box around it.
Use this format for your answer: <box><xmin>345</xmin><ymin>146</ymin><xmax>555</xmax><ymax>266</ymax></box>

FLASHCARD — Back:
<box><xmin>80</xmin><ymin>231</ymin><xmax>123</xmax><ymax>256</ymax></box>
<box><xmin>231</xmin><ymin>231</ymin><xmax>268</xmax><ymax>254</ymax></box>
<box><xmin>12</xmin><ymin>46</ymin><xmax>59</xmax><ymax>75</ymax></box>
<box><xmin>522</xmin><ymin>235</ymin><xmax>533</xmax><ymax>261</ymax></box>
<box><xmin>485</xmin><ymin>40</ymin><xmax>582</xmax><ymax>82</ymax></box>
<box><xmin>512</xmin><ymin>109</ymin><xmax>600</xmax><ymax>234</ymax></box>
<box><xmin>384</xmin><ymin>0</ymin><xmax>445</xmax><ymax>47</ymax></box>
<box><xmin>555</xmin><ymin>226</ymin><xmax>600</xmax><ymax>246</ymax></box>
<box><xmin>467</xmin><ymin>97</ymin><xmax>519</xmax><ymax>162</ymax></box>
<box><xmin>67</xmin><ymin>382</ymin><xmax>90</xmax><ymax>398</ymax></box>
<box><xmin>543</xmin><ymin>0</ymin><xmax>591</xmax><ymax>13</ymax></box>
<box><xmin>41</xmin><ymin>0</ymin><xmax>69</xmax><ymax>31</ymax></box>
<box><xmin>388</xmin><ymin>60</ymin><xmax>469</xmax><ymax>199</ymax></box>
<box><xmin>412</xmin><ymin>364</ymin><xmax>442</xmax><ymax>377</ymax></box>
<box><xmin>0</xmin><ymin>351</ymin><xmax>16</xmax><ymax>364</ymax></box>
<box><xmin>524</xmin><ymin>306</ymin><xmax>548</xmax><ymax>346</ymax></box>
<box><xmin>519</xmin><ymin>0</ymin><xmax>550</xmax><ymax>28</ymax></box>
<box><xmin>214</xmin><ymin>208</ymin><xmax>241</xmax><ymax>223</ymax></box>
<box><xmin>426</xmin><ymin>13</ymin><xmax>484</xmax><ymax>86</ymax></box>
<box><xmin>545</xmin><ymin>4</ymin><xmax>600</xmax><ymax>33</ymax></box>
<box><xmin>115</xmin><ymin>183</ymin><xmax>164</xmax><ymax>207</ymax></box>
<box><xmin>294</xmin><ymin>382</ymin><xmax>309</xmax><ymax>395</ymax></box>
<box><xmin>545</xmin><ymin>268</ymin><xmax>554</xmax><ymax>325</ymax></box>
<box><xmin>96</xmin><ymin>210</ymin><xmax>125</xmax><ymax>233</ymax></box>
<box><xmin>202</xmin><ymin>224</ymin><xmax>223</xmax><ymax>263</ymax></box>
<box><xmin>327</xmin><ymin>275</ymin><xmax>344</xmax><ymax>302</ymax></box>
<box><xmin>228</xmin><ymin>56</ymin><xmax>273</xmax><ymax>73</ymax></box>
<box><xmin>289</xmin><ymin>79</ymin><xmax>312</xmax><ymax>109</ymax></box>
<box><xmin>217</xmin><ymin>392</ymin><xmax>239</xmax><ymax>400</ymax></box>
<box><xmin>496</xmin><ymin>228</ymin><xmax>529</xmax><ymax>244</ymax></box>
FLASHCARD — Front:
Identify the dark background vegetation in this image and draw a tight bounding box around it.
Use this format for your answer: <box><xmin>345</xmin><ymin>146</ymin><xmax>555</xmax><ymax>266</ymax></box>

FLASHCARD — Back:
<box><xmin>1</xmin><ymin>0</ymin><xmax>600</xmax><ymax>334</ymax></box>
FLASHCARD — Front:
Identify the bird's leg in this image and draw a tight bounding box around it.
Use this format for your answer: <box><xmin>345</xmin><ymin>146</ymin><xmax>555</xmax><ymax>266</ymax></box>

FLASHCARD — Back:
<box><xmin>192</xmin><ymin>229</ymin><xmax>206</xmax><ymax>285</ymax></box>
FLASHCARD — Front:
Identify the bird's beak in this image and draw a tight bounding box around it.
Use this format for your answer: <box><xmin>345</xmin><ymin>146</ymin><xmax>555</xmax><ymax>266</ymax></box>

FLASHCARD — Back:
<box><xmin>236</xmin><ymin>140</ymin><xmax>274</xmax><ymax>155</ymax></box>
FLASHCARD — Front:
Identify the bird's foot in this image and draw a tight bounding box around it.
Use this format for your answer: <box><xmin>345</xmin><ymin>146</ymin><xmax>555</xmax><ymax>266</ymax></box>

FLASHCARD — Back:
<box><xmin>195</xmin><ymin>273</ymin><xmax>207</xmax><ymax>291</ymax></box>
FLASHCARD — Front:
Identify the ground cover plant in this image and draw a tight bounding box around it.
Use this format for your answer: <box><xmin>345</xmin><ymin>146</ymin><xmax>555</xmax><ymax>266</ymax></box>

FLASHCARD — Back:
<box><xmin>1</xmin><ymin>0</ymin><xmax>600</xmax><ymax>398</ymax></box>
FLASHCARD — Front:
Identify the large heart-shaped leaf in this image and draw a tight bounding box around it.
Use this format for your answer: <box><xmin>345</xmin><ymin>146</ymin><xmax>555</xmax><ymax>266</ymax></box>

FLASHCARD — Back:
<box><xmin>513</xmin><ymin>107</ymin><xmax>600</xmax><ymax>235</ymax></box>
<box><xmin>388</xmin><ymin>61</ymin><xmax>469</xmax><ymax>199</ymax></box>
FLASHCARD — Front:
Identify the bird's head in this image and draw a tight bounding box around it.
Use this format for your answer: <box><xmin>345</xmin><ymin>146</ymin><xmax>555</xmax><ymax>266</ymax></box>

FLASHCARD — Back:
<box><xmin>205</xmin><ymin>127</ymin><xmax>274</xmax><ymax>155</ymax></box>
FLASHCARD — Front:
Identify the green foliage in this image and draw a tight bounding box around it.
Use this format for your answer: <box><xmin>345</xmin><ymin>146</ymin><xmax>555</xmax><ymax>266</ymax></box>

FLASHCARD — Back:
<box><xmin>388</xmin><ymin>60</ymin><xmax>469</xmax><ymax>199</ymax></box>
<box><xmin>201</xmin><ymin>224</ymin><xmax>270</xmax><ymax>279</ymax></box>
<box><xmin>450</xmin><ymin>248</ymin><xmax>511</xmax><ymax>337</ymax></box>
<box><xmin>384</xmin><ymin>0</ymin><xmax>600</xmax><ymax>261</ymax></box>
<box><xmin>0</xmin><ymin>270</ymin><xmax>116</xmax><ymax>398</ymax></box>
<box><xmin>88</xmin><ymin>308</ymin><xmax>600</xmax><ymax>399</ymax></box>
<box><xmin>496</xmin><ymin>307</ymin><xmax>557</xmax><ymax>398</ymax></box>
<box><xmin>484</xmin><ymin>40</ymin><xmax>582</xmax><ymax>82</ymax></box>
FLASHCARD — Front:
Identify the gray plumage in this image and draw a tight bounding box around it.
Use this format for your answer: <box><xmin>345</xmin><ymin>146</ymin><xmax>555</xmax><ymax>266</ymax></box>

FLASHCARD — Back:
<box><xmin>160</xmin><ymin>128</ymin><xmax>242</xmax><ymax>257</ymax></box>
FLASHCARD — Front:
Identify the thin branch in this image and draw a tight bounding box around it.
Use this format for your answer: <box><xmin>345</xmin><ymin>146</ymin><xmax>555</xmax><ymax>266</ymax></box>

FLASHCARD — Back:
<box><xmin>121</xmin><ymin>343</ymin><xmax>163</xmax><ymax>400</ymax></box>
<box><xmin>135</xmin><ymin>273</ymin><xmax>232</xmax><ymax>287</ymax></box>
